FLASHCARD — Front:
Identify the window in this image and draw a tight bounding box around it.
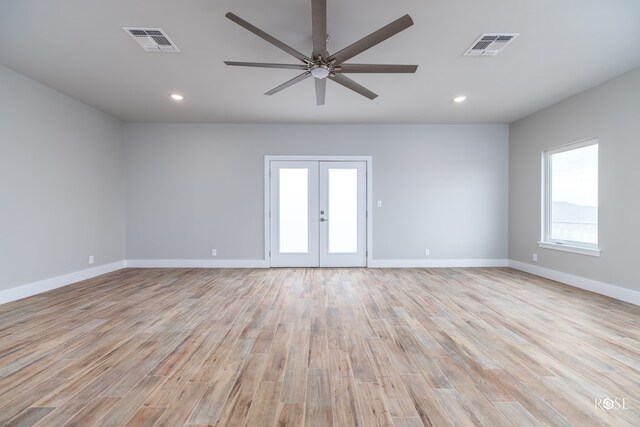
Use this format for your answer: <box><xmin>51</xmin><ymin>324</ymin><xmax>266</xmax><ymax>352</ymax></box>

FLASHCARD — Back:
<box><xmin>541</xmin><ymin>138</ymin><xmax>599</xmax><ymax>256</ymax></box>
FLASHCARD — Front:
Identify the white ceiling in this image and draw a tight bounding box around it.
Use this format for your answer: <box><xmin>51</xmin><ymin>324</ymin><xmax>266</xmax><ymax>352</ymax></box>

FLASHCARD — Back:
<box><xmin>1</xmin><ymin>0</ymin><xmax>639</xmax><ymax>123</ymax></box>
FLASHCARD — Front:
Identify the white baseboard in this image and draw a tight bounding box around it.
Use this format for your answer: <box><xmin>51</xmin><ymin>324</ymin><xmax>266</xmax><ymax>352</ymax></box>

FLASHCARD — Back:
<box><xmin>0</xmin><ymin>261</ymin><xmax>126</xmax><ymax>305</ymax></box>
<box><xmin>128</xmin><ymin>259</ymin><xmax>509</xmax><ymax>269</ymax></box>
<box><xmin>368</xmin><ymin>259</ymin><xmax>509</xmax><ymax>268</ymax></box>
<box><xmin>4</xmin><ymin>258</ymin><xmax>636</xmax><ymax>308</ymax></box>
<box><xmin>0</xmin><ymin>259</ymin><xmax>269</xmax><ymax>305</ymax></box>
<box><xmin>125</xmin><ymin>259</ymin><xmax>270</xmax><ymax>268</ymax></box>
<box><xmin>508</xmin><ymin>260</ymin><xmax>640</xmax><ymax>306</ymax></box>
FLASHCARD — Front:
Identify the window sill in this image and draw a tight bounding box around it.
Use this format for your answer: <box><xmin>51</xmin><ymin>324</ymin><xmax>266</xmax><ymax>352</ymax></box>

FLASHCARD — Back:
<box><xmin>538</xmin><ymin>241</ymin><xmax>601</xmax><ymax>257</ymax></box>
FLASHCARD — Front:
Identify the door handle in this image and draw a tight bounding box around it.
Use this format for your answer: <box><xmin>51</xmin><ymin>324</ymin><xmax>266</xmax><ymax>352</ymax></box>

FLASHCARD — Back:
<box><xmin>320</xmin><ymin>218</ymin><xmax>327</xmax><ymax>222</ymax></box>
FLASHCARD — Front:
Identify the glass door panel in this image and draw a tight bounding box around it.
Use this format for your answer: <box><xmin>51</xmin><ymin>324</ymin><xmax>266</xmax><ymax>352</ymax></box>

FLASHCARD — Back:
<box><xmin>278</xmin><ymin>168</ymin><xmax>309</xmax><ymax>253</ymax></box>
<box><xmin>328</xmin><ymin>168</ymin><xmax>359</xmax><ymax>253</ymax></box>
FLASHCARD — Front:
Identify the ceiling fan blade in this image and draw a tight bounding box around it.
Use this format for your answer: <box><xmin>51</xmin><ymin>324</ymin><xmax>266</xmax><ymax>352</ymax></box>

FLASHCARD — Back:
<box><xmin>311</xmin><ymin>0</ymin><xmax>327</xmax><ymax>59</ymax></box>
<box><xmin>328</xmin><ymin>74</ymin><xmax>377</xmax><ymax>100</ymax></box>
<box><xmin>224</xmin><ymin>61</ymin><xmax>307</xmax><ymax>70</ymax></box>
<box><xmin>315</xmin><ymin>78</ymin><xmax>326</xmax><ymax>105</ymax></box>
<box><xmin>226</xmin><ymin>13</ymin><xmax>311</xmax><ymax>63</ymax></box>
<box><xmin>265</xmin><ymin>72</ymin><xmax>312</xmax><ymax>95</ymax></box>
<box><xmin>328</xmin><ymin>14</ymin><xmax>414</xmax><ymax>64</ymax></box>
<box><xmin>335</xmin><ymin>64</ymin><xmax>418</xmax><ymax>73</ymax></box>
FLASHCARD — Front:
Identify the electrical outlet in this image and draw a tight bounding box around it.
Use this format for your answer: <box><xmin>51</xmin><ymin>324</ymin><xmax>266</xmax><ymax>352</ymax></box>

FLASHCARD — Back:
<box><xmin>532</xmin><ymin>253</ymin><xmax>538</xmax><ymax>262</ymax></box>
<box><xmin>211</xmin><ymin>249</ymin><xmax>217</xmax><ymax>257</ymax></box>
<box><xmin>425</xmin><ymin>249</ymin><xmax>430</xmax><ymax>257</ymax></box>
<box><xmin>89</xmin><ymin>255</ymin><xmax>94</xmax><ymax>265</ymax></box>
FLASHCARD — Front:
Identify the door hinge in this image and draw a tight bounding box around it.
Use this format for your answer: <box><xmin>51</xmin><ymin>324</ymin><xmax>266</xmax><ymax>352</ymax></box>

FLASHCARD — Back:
<box><xmin>269</xmin><ymin>250</ymin><xmax>271</xmax><ymax>257</ymax></box>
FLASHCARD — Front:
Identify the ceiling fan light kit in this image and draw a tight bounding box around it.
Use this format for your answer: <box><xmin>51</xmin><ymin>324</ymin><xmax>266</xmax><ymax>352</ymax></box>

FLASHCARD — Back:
<box><xmin>224</xmin><ymin>0</ymin><xmax>418</xmax><ymax>105</ymax></box>
<box><xmin>310</xmin><ymin>64</ymin><xmax>331</xmax><ymax>79</ymax></box>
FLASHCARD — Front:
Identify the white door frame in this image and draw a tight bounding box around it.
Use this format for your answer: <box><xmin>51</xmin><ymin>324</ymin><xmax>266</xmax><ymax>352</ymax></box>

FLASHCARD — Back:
<box><xmin>264</xmin><ymin>155</ymin><xmax>373</xmax><ymax>267</ymax></box>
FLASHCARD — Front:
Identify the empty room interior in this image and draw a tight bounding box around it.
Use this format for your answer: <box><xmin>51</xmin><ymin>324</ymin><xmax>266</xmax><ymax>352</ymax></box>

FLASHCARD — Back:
<box><xmin>1</xmin><ymin>0</ymin><xmax>640</xmax><ymax>426</ymax></box>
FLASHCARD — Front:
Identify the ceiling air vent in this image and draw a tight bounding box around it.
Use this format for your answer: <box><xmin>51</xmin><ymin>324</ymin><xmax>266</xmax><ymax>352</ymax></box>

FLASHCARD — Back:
<box><xmin>123</xmin><ymin>27</ymin><xmax>180</xmax><ymax>52</ymax></box>
<box><xmin>463</xmin><ymin>33</ymin><xmax>519</xmax><ymax>56</ymax></box>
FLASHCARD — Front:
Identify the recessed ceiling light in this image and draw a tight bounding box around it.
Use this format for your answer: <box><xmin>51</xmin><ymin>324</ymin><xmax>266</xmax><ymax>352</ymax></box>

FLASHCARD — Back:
<box><xmin>453</xmin><ymin>95</ymin><xmax>467</xmax><ymax>103</ymax></box>
<box><xmin>170</xmin><ymin>93</ymin><xmax>184</xmax><ymax>101</ymax></box>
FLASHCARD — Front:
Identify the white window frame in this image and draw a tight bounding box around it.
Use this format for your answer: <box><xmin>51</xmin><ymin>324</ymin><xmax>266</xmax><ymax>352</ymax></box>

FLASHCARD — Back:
<box><xmin>539</xmin><ymin>137</ymin><xmax>601</xmax><ymax>257</ymax></box>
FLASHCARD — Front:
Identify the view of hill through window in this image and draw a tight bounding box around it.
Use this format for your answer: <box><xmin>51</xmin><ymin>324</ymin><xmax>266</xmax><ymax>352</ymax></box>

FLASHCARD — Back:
<box><xmin>550</xmin><ymin>143</ymin><xmax>598</xmax><ymax>244</ymax></box>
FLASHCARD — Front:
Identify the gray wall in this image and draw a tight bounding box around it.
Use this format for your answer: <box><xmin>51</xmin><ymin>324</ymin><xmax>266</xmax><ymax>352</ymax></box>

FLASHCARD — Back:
<box><xmin>0</xmin><ymin>64</ymin><xmax>125</xmax><ymax>291</ymax></box>
<box><xmin>509</xmin><ymin>67</ymin><xmax>640</xmax><ymax>292</ymax></box>
<box><xmin>124</xmin><ymin>124</ymin><xmax>509</xmax><ymax>261</ymax></box>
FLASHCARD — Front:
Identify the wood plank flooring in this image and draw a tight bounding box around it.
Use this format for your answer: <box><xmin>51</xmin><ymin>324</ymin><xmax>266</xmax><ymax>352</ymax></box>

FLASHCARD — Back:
<box><xmin>0</xmin><ymin>267</ymin><xmax>639</xmax><ymax>426</ymax></box>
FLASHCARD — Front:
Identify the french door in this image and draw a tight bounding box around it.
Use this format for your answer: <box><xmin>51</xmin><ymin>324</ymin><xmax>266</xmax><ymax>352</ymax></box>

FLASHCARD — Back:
<box><xmin>270</xmin><ymin>160</ymin><xmax>367</xmax><ymax>267</ymax></box>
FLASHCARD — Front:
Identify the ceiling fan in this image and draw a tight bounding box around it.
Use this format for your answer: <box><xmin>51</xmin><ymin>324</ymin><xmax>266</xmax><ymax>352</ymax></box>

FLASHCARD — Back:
<box><xmin>224</xmin><ymin>0</ymin><xmax>418</xmax><ymax>105</ymax></box>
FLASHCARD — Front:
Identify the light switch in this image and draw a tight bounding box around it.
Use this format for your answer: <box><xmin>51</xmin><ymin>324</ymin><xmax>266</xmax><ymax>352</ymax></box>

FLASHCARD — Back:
<box><xmin>377</xmin><ymin>200</ymin><xmax>382</xmax><ymax>207</ymax></box>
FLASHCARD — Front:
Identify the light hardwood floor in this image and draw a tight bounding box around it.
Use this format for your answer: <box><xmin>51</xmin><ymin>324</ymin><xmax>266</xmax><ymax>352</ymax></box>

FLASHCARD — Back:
<box><xmin>0</xmin><ymin>267</ymin><xmax>639</xmax><ymax>426</ymax></box>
